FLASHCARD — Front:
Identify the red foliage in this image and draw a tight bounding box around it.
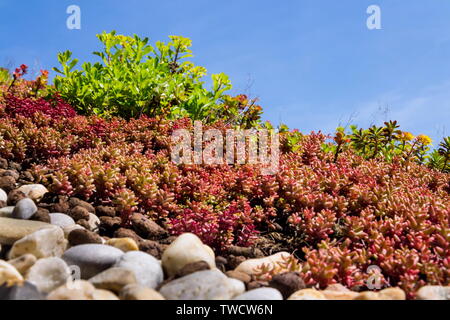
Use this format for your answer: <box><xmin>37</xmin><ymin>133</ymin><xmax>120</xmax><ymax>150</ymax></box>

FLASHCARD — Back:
<box><xmin>0</xmin><ymin>91</ymin><xmax>448</xmax><ymax>298</ymax></box>
<box><xmin>4</xmin><ymin>95</ymin><xmax>76</xmax><ymax>119</ymax></box>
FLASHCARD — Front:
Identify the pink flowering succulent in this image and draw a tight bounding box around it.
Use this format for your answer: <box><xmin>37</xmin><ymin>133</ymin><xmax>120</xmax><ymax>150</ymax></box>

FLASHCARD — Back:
<box><xmin>0</xmin><ymin>88</ymin><xmax>448</xmax><ymax>298</ymax></box>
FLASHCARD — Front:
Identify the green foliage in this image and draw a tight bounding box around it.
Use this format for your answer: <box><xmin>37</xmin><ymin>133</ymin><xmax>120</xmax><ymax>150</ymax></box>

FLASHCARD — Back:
<box><xmin>328</xmin><ymin>121</ymin><xmax>436</xmax><ymax>166</ymax></box>
<box><xmin>0</xmin><ymin>65</ymin><xmax>49</xmax><ymax>100</ymax></box>
<box><xmin>52</xmin><ymin>31</ymin><xmax>261</xmax><ymax>126</ymax></box>
<box><xmin>349</xmin><ymin>121</ymin><xmax>405</xmax><ymax>160</ymax></box>
<box><xmin>430</xmin><ymin>136</ymin><xmax>450</xmax><ymax>173</ymax></box>
<box><xmin>0</xmin><ymin>67</ymin><xmax>11</xmax><ymax>84</ymax></box>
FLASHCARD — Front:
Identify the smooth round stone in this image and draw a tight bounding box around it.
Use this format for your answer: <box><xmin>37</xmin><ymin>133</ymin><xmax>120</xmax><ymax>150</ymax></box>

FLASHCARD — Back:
<box><xmin>12</xmin><ymin>198</ymin><xmax>38</xmax><ymax>220</ymax></box>
<box><xmin>0</xmin><ymin>217</ymin><xmax>56</xmax><ymax>245</ymax></box>
<box><xmin>162</xmin><ymin>233</ymin><xmax>216</xmax><ymax>278</ymax></box>
<box><xmin>269</xmin><ymin>272</ymin><xmax>306</xmax><ymax>299</ymax></box>
<box><xmin>354</xmin><ymin>291</ymin><xmax>381</xmax><ymax>300</ymax></box>
<box><xmin>49</xmin><ymin>213</ymin><xmax>75</xmax><ymax>229</ymax></box>
<box><xmin>85</xmin><ymin>213</ymin><xmax>100</xmax><ymax>231</ymax></box>
<box><xmin>26</xmin><ymin>257</ymin><xmax>71</xmax><ymax>294</ymax></box>
<box><xmin>322</xmin><ymin>284</ymin><xmax>358</xmax><ymax>300</ymax></box>
<box><xmin>322</xmin><ymin>290</ymin><xmax>358</xmax><ymax>300</ymax></box>
<box><xmin>416</xmin><ymin>286</ymin><xmax>450</xmax><ymax>300</ymax></box>
<box><xmin>92</xmin><ymin>289</ymin><xmax>119</xmax><ymax>300</ymax></box>
<box><xmin>47</xmin><ymin>280</ymin><xmax>96</xmax><ymax>300</ymax></box>
<box><xmin>0</xmin><ymin>188</ymin><xmax>7</xmax><ymax>202</ymax></box>
<box><xmin>105</xmin><ymin>238</ymin><xmax>139</xmax><ymax>252</ymax></box>
<box><xmin>8</xmin><ymin>254</ymin><xmax>37</xmax><ymax>276</ymax></box>
<box><xmin>0</xmin><ymin>260</ymin><xmax>23</xmax><ymax>286</ymax></box>
<box><xmin>288</xmin><ymin>289</ymin><xmax>327</xmax><ymax>300</ymax></box>
<box><xmin>16</xmin><ymin>185</ymin><xmax>48</xmax><ymax>202</ymax></box>
<box><xmin>0</xmin><ymin>281</ymin><xmax>44</xmax><ymax>300</ymax></box>
<box><xmin>378</xmin><ymin>287</ymin><xmax>406</xmax><ymax>300</ymax></box>
<box><xmin>9</xmin><ymin>227</ymin><xmax>67</xmax><ymax>259</ymax></box>
<box><xmin>62</xmin><ymin>244</ymin><xmax>124</xmax><ymax>279</ymax></box>
<box><xmin>89</xmin><ymin>267</ymin><xmax>137</xmax><ymax>293</ymax></box>
<box><xmin>234</xmin><ymin>252</ymin><xmax>291</xmax><ymax>276</ymax></box>
<box><xmin>0</xmin><ymin>206</ymin><xmax>14</xmax><ymax>218</ymax></box>
<box><xmin>62</xmin><ymin>224</ymin><xmax>85</xmax><ymax>238</ymax></box>
<box><xmin>159</xmin><ymin>269</ymin><xmax>245</xmax><ymax>300</ymax></box>
<box><xmin>233</xmin><ymin>288</ymin><xmax>283</xmax><ymax>300</ymax></box>
<box><xmin>68</xmin><ymin>228</ymin><xmax>102</xmax><ymax>246</ymax></box>
<box><xmin>113</xmin><ymin>251</ymin><xmax>163</xmax><ymax>289</ymax></box>
<box><xmin>119</xmin><ymin>284</ymin><xmax>165</xmax><ymax>300</ymax></box>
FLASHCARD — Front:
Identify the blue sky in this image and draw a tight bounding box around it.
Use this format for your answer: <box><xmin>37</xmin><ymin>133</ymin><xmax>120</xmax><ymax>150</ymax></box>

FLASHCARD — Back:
<box><xmin>1</xmin><ymin>0</ymin><xmax>449</xmax><ymax>144</ymax></box>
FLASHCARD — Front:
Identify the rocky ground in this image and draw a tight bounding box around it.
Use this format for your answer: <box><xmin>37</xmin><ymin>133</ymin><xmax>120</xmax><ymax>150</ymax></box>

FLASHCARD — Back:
<box><xmin>0</xmin><ymin>161</ymin><xmax>449</xmax><ymax>300</ymax></box>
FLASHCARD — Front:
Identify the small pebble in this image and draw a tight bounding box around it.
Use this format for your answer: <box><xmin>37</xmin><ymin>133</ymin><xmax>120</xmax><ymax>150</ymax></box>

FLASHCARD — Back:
<box><xmin>161</xmin><ymin>233</ymin><xmax>216</xmax><ymax>278</ymax></box>
<box><xmin>62</xmin><ymin>244</ymin><xmax>124</xmax><ymax>279</ymax></box>
<box><xmin>68</xmin><ymin>228</ymin><xmax>103</xmax><ymax>246</ymax></box>
<box><xmin>0</xmin><ymin>281</ymin><xmax>43</xmax><ymax>300</ymax></box>
<box><xmin>25</xmin><ymin>257</ymin><xmax>71</xmax><ymax>293</ymax></box>
<box><xmin>47</xmin><ymin>280</ymin><xmax>96</xmax><ymax>300</ymax></box>
<box><xmin>0</xmin><ymin>260</ymin><xmax>23</xmax><ymax>286</ymax></box>
<box><xmin>67</xmin><ymin>206</ymin><xmax>90</xmax><ymax>221</ymax></box>
<box><xmin>234</xmin><ymin>252</ymin><xmax>290</xmax><ymax>276</ymax></box>
<box><xmin>119</xmin><ymin>284</ymin><xmax>165</xmax><ymax>300</ymax></box>
<box><xmin>159</xmin><ymin>269</ymin><xmax>245</xmax><ymax>300</ymax></box>
<box><xmin>68</xmin><ymin>198</ymin><xmax>95</xmax><ymax>213</ymax></box>
<box><xmin>30</xmin><ymin>208</ymin><xmax>50</xmax><ymax>223</ymax></box>
<box><xmin>49</xmin><ymin>213</ymin><xmax>75</xmax><ymax>229</ymax></box>
<box><xmin>225</xmin><ymin>270</ymin><xmax>252</xmax><ymax>284</ymax></box>
<box><xmin>268</xmin><ymin>272</ymin><xmax>306</xmax><ymax>299</ymax></box>
<box><xmin>9</xmin><ymin>227</ymin><xmax>67</xmax><ymax>259</ymax></box>
<box><xmin>12</xmin><ymin>198</ymin><xmax>38</xmax><ymax>220</ymax></box>
<box><xmin>113</xmin><ymin>251</ymin><xmax>163</xmax><ymax>289</ymax></box>
<box><xmin>288</xmin><ymin>289</ymin><xmax>327</xmax><ymax>300</ymax></box>
<box><xmin>176</xmin><ymin>261</ymin><xmax>211</xmax><ymax>278</ymax></box>
<box><xmin>92</xmin><ymin>289</ymin><xmax>119</xmax><ymax>300</ymax></box>
<box><xmin>89</xmin><ymin>267</ymin><xmax>137</xmax><ymax>293</ymax></box>
<box><xmin>0</xmin><ymin>217</ymin><xmax>56</xmax><ymax>245</ymax></box>
<box><xmin>105</xmin><ymin>238</ymin><xmax>139</xmax><ymax>252</ymax></box>
<box><xmin>8</xmin><ymin>254</ymin><xmax>37</xmax><ymax>276</ymax></box>
<box><xmin>17</xmin><ymin>184</ymin><xmax>48</xmax><ymax>202</ymax></box>
<box><xmin>416</xmin><ymin>285</ymin><xmax>450</xmax><ymax>300</ymax></box>
<box><xmin>0</xmin><ymin>206</ymin><xmax>14</xmax><ymax>218</ymax></box>
<box><xmin>0</xmin><ymin>188</ymin><xmax>7</xmax><ymax>202</ymax></box>
<box><xmin>233</xmin><ymin>287</ymin><xmax>283</xmax><ymax>300</ymax></box>
<box><xmin>6</xmin><ymin>190</ymin><xmax>26</xmax><ymax>206</ymax></box>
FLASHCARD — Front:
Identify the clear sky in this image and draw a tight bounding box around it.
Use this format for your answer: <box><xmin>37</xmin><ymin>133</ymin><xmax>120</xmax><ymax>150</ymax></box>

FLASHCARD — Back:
<box><xmin>1</xmin><ymin>0</ymin><xmax>449</xmax><ymax>144</ymax></box>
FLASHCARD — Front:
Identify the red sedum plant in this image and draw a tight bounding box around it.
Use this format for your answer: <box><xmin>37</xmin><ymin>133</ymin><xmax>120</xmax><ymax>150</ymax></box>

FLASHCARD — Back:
<box><xmin>0</xmin><ymin>64</ymin><xmax>449</xmax><ymax>299</ymax></box>
<box><xmin>4</xmin><ymin>95</ymin><xmax>77</xmax><ymax>119</ymax></box>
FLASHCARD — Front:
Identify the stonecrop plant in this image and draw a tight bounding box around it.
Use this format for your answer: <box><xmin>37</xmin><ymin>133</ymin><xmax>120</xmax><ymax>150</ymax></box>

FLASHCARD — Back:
<box><xmin>0</xmin><ymin>64</ymin><xmax>49</xmax><ymax>101</ymax></box>
<box><xmin>1</xmin><ymin>105</ymin><xmax>448</xmax><ymax>298</ymax></box>
<box><xmin>325</xmin><ymin>121</ymin><xmax>446</xmax><ymax>173</ymax></box>
<box><xmin>52</xmin><ymin>31</ymin><xmax>262</xmax><ymax>127</ymax></box>
<box><xmin>1</xmin><ymin>31</ymin><xmax>449</xmax><ymax>298</ymax></box>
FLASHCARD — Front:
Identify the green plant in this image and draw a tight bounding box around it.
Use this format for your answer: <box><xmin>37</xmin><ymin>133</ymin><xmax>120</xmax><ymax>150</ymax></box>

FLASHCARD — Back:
<box><xmin>0</xmin><ymin>65</ymin><xmax>49</xmax><ymax>100</ymax></box>
<box><xmin>52</xmin><ymin>31</ymin><xmax>261</xmax><ymax>126</ymax></box>
<box><xmin>429</xmin><ymin>137</ymin><xmax>450</xmax><ymax>173</ymax></box>
<box><xmin>331</xmin><ymin>121</ymin><xmax>434</xmax><ymax>166</ymax></box>
<box><xmin>332</xmin><ymin>127</ymin><xmax>349</xmax><ymax>162</ymax></box>
<box><xmin>0</xmin><ymin>67</ymin><xmax>11</xmax><ymax>84</ymax></box>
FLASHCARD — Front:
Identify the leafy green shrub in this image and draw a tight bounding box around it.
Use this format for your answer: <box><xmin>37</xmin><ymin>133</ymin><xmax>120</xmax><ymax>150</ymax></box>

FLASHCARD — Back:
<box><xmin>52</xmin><ymin>31</ymin><xmax>262</xmax><ymax>126</ymax></box>
<box><xmin>0</xmin><ymin>67</ymin><xmax>11</xmax><ymax>84</ymax></box>
<box><xmin>428</xmin><ymin>137</ymin><xmax>450</xmax><ymax>173</ymax></box>
<box><xmin>326</xmin><ymin>121</ymin><xmax>436</xmax><ymax>165</ymax></box>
